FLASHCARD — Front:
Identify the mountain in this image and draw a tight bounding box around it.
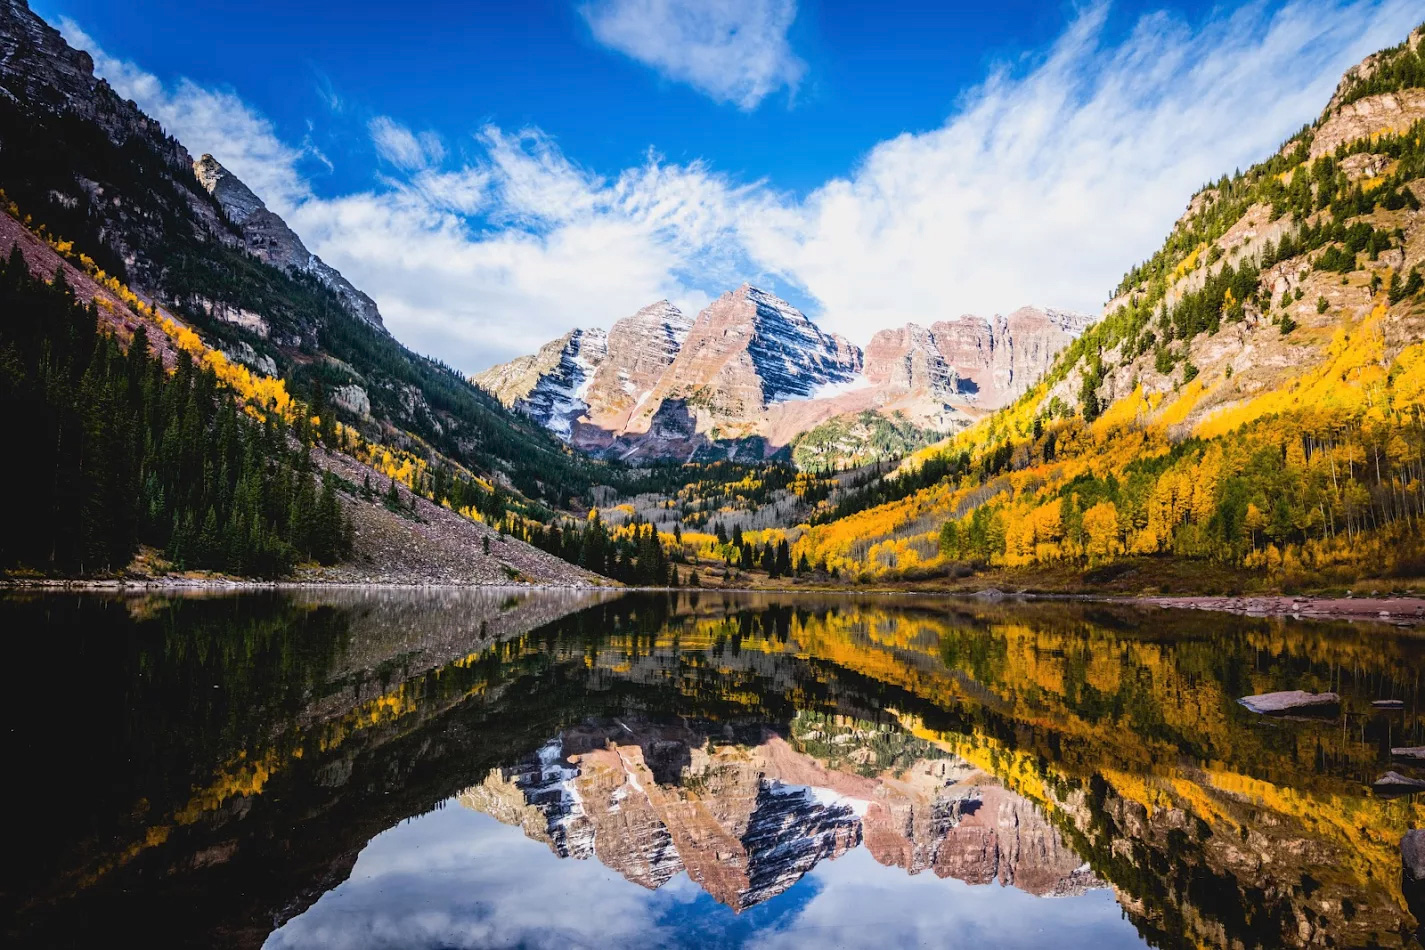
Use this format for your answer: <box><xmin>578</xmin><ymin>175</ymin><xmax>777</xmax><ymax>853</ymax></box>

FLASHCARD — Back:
<box><xmin>583</xmin><ymin>300</ymin><xmax>694</xmax><ymax>428</ymax></box>
<box><xmin>0</xmin><ymin>0</ymin><xmax>627</xmax><ymax>583</ymax></box>
<box><xmin>475</xmin><ymin>299</ymin><xmax>694</xmax><ymax>441</ymax></box>
<box><xmin>477</xmin><ymin>283</ymin><xmax>1091</xmax><ymax>464</ymax></box>
<box><xmin>793</xmin><ymin>23</ymin><xmax>1425</xmax><ymax>588</ymax></box>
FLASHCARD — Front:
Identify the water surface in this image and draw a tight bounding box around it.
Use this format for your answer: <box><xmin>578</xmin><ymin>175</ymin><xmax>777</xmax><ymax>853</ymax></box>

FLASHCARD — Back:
<box><xmin>4</xmin><ymin>590</ymin><xmax>1423</xmax><ymax>948</ymax></box>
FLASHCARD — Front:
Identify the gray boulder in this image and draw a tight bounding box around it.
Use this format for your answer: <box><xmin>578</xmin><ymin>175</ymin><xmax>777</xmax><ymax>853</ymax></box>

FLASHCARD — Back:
<box><xmin>1237</xmin><ymin>690</ymin><xmax>1340</xmax><ymax>716</ymax></box>
<box><xmin>1405</xmin><ymin>830</ymin><xmax>1425</xmax><ymax>934</ymax></box>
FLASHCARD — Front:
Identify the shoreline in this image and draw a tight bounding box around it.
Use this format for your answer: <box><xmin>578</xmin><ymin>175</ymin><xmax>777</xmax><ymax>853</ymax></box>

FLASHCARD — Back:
<box><xmin>4</xmin><ymin>576</ymin><xmax>1424</xmax><ymax>625</ymax></box>
<box><xmin>0</xmin><ymin>577</ymin><xmax>614</xmax><ymax>592</ymax></box>
<box><xmin>1120</xmin><ymin>593</ymin><xmax>1425</xmax><ymax>626</ymax></box>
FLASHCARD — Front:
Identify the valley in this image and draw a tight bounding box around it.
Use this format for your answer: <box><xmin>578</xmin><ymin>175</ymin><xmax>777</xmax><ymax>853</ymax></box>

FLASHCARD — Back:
<box><xmin>5</xmin><ymin>6</ymin><xmax>1425</xmax><ymax>946</ymax></box>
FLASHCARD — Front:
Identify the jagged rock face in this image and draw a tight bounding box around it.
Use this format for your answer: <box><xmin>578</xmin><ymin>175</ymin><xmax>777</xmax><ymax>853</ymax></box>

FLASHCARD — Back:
<box><xmin>477</xmin><ymin>289</ymin><xmax>1091</xmax><ymax>461</ymax></box>
<box><xmin>474</xmin><ymin>303</ymin><xmax>688</xmax><ymax>438</ymax></box>
<box><xmin>0</xmin><ymin>0</ymin><xmax>180</xmax><ymax>161</ymax></box>
<box><xmin>582</xmin><ymin>301</ymin><xmax>692</xmax><ymax>431</ymax></box>
<box><xmin>929</xmin><ymin>306</ymin><xmax>1093</xmax><ymax>403</ymax></box>
<box><xmin>644</xmin><ymin>284</ymin><xmax>863</xmax><ymax>415</ymax></box>
<box><xmin>458</xmin><ymin>721</ymin><xmax>1099</xmax><ymax>910</ymax></box>
<box><xmin>472</xmin><ymin>327</ymin><xmax>608</xmax><ymax>437</ymax></box>
<box><xmin>332</xmin><ymin>384</ymin><xmax>371</xmax><ymax>420</ymax></box>
<box><xmin>1312</xmin><ymin>87</ymin><xmax>1425</xmax><ymax>159</ymax></box>
<box><xmin>0</xmin><ymin>0</ymin><xmax>225</xmax><ymax>268</ymax></box>
<box><xmin>863</xmin><ymin>323</ymin><xmax>959</xmax><ymax>395</ymax></box>
<box><xmin>192</xmin><ymin>155</ymin><xmax>385</xmax><ymax>331</ymax></box>
<box><xmin>1309</xmin><ymin>26</ymin><xmax>1425</xmax><ymax>158</ymax></box>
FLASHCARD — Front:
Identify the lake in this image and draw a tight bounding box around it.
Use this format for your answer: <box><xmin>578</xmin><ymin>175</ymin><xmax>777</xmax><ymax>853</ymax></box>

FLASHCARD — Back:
<box><xmin>3</xmin><ymin>590</ymin><xmax>1423</xmax><ymax>949</ymax></box>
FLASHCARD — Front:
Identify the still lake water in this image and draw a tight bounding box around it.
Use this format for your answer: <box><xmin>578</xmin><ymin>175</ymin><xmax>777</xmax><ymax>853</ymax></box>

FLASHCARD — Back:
<box><xmin>3</xmin><ymin>590</ymin><xmax>1423</xmax><ymax>949</ymax></box>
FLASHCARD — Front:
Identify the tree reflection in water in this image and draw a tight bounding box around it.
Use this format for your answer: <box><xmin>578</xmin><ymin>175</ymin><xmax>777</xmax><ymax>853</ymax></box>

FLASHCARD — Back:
<box><xmin>3</xmin><ymin>591</ymin><xmax>1422</xmax><ymax>949</ymax></box>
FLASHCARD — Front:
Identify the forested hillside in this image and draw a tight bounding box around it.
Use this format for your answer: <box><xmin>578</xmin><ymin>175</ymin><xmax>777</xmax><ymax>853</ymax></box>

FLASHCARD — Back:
<box><xmin>0</xmin><ymin>251</ymin><xmax>350</xmax><ymax>575</ymax></box>
<box><xmin>790</xmin><ymin>24</ymin><xmax>1425</xmax><ymax>589</ymax></box>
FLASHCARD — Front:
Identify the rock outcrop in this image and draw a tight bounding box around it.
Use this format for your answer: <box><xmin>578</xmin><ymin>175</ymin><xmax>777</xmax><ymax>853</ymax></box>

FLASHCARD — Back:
<box><xmin>1405</xmin><ymin>829</ymin><xmax>1425</xmax><ymax>932</ymax></box>
<box><xmin>863</xmin><ymin>323</ymin><xmax>959</xmax><ymax>395</ymax></box>
<box><xmin>1315</xmin><ymin>25</ymin><xmax>1425</xmax><ymax>157</ymax></box>
<box><xmin>473</xmin><ymin>327</ymin><xmax>608</xmax><ymax>437</ymax></box>
<box><xmin>192</xmin><ymin>155</ymin><xmax>385</xmax><ymax>331</ymax></box>
<box><xmin>582</xmin><ymin>300</ymin><xmax>693</xmax><ymax>432</ymax></box>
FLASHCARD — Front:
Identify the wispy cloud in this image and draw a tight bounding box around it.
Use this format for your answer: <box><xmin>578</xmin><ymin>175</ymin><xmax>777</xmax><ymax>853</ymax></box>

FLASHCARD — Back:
<box><xmin>579</xmin><ymin>0</ymin><xmax>806</xmax><ymax>109</ymax></box>
<box><xmin>57</xmin><ymin>1</ymin><xmax>1425</xmax><ymax>372</ymax></box>
<box><xmin>369</xmin><ymin>116</ymin><xmax>446</xmax><ymax>171</ymax></box>
<box><xmin>313</xmin><ymin>69</ymin><xmax>344</xmax><ymax>114</ymax></box>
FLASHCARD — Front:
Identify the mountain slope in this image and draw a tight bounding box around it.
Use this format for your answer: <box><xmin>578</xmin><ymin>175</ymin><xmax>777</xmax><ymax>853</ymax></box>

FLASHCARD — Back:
<box><xmin>794</xmin><ymin>23</ymin><xmax>1425</xmax><ymax>587</ymax></box>
<box><xmin>192</xmin><ymin>153</ymin><xmax>385</xmax><ymax>331</ymax></box>
<box><xmin>0</xmin><ymin>0</ymin><xmax>624</xmax><ymax>583</ymax></box>
<box><xmin>0</xmin><ymin>0</ymin><xmax>607</xmax><ymax>510</ymax></box>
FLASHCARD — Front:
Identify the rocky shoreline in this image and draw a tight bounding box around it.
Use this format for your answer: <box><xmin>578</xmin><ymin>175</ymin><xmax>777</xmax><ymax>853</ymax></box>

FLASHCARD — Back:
<box><xmin>0</xmin><ymin>576</ymin><xmax>609</xmax><ymax>591</ymax></box>
<box><xmin>1129</xmin><ymin>594</ymin><xmax>1425</xmax><ymax>626</ymax></box>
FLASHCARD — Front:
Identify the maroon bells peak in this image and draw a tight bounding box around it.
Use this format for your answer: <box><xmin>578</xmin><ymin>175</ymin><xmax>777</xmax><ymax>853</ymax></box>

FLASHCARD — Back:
<box><xmin>474</xmin><ymin>285</ymin><xmax>1091</xmax><ymax>462</ymax></box>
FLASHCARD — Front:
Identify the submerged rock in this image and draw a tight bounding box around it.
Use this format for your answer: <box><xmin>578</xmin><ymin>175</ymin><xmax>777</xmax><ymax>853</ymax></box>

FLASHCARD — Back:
<box><xmin>1406</xmin><ymin>831</ymin><xmax>1425</xmax><ymax>882</ymax></box>
<box><xmin>1237</xmin><ymin>690</ymin><xmax>1340</xmax><ymax>716</ymax></box>
<box><xmin>1373</xmin><ymin>772</ymin><xmax>1425</xmax><ymax>796</ymax></box>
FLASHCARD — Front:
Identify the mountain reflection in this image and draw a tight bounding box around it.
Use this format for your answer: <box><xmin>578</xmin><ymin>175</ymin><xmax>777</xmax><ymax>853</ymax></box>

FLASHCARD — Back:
<box><xmin>4</xmin><ymin>591</ymin><xmax>1423</xmax><ymax>949</ymax></box>
<box><xmin>456</xmin><ymin>716</ymin><xmax>1097</xmax><ymax>911</ymax></box>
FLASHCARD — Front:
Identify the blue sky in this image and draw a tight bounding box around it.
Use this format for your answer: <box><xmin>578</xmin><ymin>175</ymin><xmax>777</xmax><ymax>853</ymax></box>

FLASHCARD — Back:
<box><xmin>40</xmin><ymin>0</ymin><xmax>1208</xmax><ymax>195</ymax></box>
<box><xmin>37</xmin><ymin>0</ymin><xmax>1425</xmax><ymax>370</ymax></box>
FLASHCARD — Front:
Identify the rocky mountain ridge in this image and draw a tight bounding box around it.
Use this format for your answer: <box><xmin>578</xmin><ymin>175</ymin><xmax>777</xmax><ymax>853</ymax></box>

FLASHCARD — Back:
<box><xmin>192</xmin><ymin>154</ymin><xmax>385</xmax><ymax>330</ymax></box>
<box><xmin>476</xmin><ymin>284</ymin><xmax>1091</xmax><ymax>463</ymax></box>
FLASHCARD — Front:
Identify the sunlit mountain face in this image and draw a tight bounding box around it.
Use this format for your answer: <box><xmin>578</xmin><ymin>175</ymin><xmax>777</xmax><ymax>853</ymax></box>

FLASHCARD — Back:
<box><xmin>4</xmin><ymin>591</ymin><xmax>1423</xmax><ymax>949</ymax></box>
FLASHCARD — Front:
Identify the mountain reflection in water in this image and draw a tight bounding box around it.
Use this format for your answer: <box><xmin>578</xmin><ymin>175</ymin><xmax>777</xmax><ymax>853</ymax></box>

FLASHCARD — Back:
<box><xmin>3</xmin><ymin>590</ymin><xmax>1423</xmax><ymax>949</ymax></box>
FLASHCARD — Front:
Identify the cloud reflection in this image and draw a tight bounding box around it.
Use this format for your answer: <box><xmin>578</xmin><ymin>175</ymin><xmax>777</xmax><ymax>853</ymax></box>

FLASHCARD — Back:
<box><xmin>267</xmin><ymin>798</ymin><xmax>1145</xmax><ymax>949</ymax></box>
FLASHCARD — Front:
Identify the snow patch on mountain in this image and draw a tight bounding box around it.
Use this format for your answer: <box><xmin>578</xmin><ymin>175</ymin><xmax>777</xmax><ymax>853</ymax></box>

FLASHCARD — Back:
<box><xmin>805</xmin><ymin>373</ymin><xmax>874</xmax><ymax>401</ymax></box>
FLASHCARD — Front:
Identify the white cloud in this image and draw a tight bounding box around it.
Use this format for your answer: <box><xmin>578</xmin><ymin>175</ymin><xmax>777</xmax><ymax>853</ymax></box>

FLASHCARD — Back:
<box><xmin>57</xmin><ymin>0</ymin><xmax>1425</xmax><ymax>373</ymax></box>
<box><xmin>54</xmin><ymin>22</ymin><xmax>738</xmax><ymax>367</ymax></box>
<box><xmin>369</xmin><ymin>115</ymin><xmax>446</xmax><ymax>171</ymax></box>
<box><xmin>580</xmin><ymin>0</ymin><xmax>806</xmax><ymax>109</ymax></box>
